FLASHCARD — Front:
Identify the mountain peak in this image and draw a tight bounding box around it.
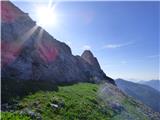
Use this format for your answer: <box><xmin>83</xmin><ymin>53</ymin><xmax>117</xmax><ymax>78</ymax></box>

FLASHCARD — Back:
<box><xmin>81</xmin><ymin>50</ymin><xmax>101</xmax><ymax>69</ymax></box>
<box><xmin>82</xmin><ymin>50</ymin><xmax>94</xmax><ymax>58</ymax></box>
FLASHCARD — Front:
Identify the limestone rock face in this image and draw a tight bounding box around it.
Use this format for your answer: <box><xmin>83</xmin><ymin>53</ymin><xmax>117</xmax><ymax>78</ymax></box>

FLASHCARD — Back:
<box><xmin>81</xmin><ymin>50</ymin><xmax>101</xmax><ymax>69</ymax></box>
<box><xmin>1</xmin><ymin>1</ymin><xmax>115</xmax><ymax>84</ymax></box>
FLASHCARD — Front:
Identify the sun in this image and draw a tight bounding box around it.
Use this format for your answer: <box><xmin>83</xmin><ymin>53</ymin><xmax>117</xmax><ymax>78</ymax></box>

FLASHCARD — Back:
<box><xmin>36</xmin><ymin>6</ymin><xmax>57</xmax><ymax>27</ymax></box>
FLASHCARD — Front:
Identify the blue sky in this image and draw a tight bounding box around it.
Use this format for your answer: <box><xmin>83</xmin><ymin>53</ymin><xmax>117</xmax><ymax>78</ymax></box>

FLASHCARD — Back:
<box><xmin>12</xmin><ymin>0</ymin><xmax>159</xmax><ymax>81</ymax></box>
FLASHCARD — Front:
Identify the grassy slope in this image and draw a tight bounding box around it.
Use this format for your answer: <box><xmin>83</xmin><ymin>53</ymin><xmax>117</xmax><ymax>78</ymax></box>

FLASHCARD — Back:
<box><xmin>1</xmin><ymin>83</ymin><xmax>159</xmax><ymax>120</ymax></box>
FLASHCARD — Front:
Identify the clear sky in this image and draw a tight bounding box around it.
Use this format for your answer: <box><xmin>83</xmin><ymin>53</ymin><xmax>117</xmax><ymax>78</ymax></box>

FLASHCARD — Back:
<box><xmin>11</xmin><ymin>0</ymin><xmax>159</xmax><ymax>81</ymax></box>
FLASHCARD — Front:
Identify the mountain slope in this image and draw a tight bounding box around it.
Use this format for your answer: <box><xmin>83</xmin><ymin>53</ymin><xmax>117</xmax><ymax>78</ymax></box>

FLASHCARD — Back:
<box><xmin>139</xmin><ymin>80</ymin><xmax>160</xmax><ymax>92</ymax></box>
<box><xmin>116</xmin><ymin>79</ymin><xmax>160</xmax><ymax>112</ymax></box>
<box><xmin>1</xmin><ymin>1</ymin><xmax>114</xmax><ymax>84</ymax></box>
<box><xmin>2</xmin><ymin>83</ymin><xmax>160</xmax><ymax>120</ymax></box>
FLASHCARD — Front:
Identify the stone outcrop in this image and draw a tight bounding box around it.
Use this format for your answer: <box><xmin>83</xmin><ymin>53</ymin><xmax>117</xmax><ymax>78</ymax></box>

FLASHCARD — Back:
<box><xmin>1</xmin><ymin>1</ymin><xmax>115</xmax><ymax>84</ymax></box>
<box><xmin>81</xmin><ymin>50</ymin><xmax>101</xmax><ymax>69</ymax></box>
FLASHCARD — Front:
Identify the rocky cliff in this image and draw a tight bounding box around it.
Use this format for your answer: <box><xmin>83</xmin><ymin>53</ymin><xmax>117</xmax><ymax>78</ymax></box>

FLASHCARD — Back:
<box><xmin>81</xmin><ymin>50</ymin><xmax>101</xmax><ymax>69</ymax></box>
<box><xmin>1</xmin><ymin>1</ymin><xmax>115</xmax><ymax>84</ymax></box>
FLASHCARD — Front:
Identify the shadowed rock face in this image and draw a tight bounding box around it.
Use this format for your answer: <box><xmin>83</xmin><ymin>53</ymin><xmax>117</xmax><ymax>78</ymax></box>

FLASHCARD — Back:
<box><xmin>1</xmin><ymin>1</ymin><xmax>115</xmax><ymax>84</ymax></box>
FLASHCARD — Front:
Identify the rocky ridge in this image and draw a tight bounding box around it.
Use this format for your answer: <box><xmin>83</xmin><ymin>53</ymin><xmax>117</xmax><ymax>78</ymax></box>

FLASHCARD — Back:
<box><xmin>1</xmin><ymin>1</ymin><xmax>114</xmax><ymax>84</ymax></box>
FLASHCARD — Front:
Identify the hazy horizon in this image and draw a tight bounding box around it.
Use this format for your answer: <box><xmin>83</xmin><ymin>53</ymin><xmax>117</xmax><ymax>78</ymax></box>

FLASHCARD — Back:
<box><xmin>12</xmin><ymin>0</ymin><xmax>159</xmax><ymax>81</ymax></box>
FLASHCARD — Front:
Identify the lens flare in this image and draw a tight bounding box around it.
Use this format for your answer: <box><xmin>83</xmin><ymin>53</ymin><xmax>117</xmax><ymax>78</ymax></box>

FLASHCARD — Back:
<box><xmin>36</xmin><ymin>6</ymin><xmax>57</xmax><ymax>27</ymax></box>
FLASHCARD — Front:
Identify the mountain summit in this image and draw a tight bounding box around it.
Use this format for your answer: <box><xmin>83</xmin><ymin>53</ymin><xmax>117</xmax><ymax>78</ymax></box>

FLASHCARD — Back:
<box><xmin>1</xmin><ymin>1</ymin><xmax>114</xmax><ymax>84</ymax></box>
<box><xmin>81</xmin><ymin>50</ymin><xmax>101</xmax><ymax>69</ymax></box>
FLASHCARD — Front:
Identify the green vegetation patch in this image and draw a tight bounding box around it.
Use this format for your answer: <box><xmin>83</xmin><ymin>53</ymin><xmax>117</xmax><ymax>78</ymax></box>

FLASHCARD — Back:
<box><xmin>2</xmin><ymin>83</ymin><xmax>113</xmax><ymax>120</ymax></box>
<box><xmin>2</xmin><ymin>82</ymin><xmax>154</xmax><ymax>120</ymax></box>
<box><xmin>1</xmin><ymin>112</ymin><xmax>31</xmax><ymax>120</ymax></box>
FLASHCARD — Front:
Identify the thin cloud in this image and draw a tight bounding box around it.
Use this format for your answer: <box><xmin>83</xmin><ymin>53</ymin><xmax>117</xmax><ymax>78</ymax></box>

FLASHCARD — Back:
<box><xmin>103</xmin><ymin>60</ymin><xmax>127</xmax><ymax>68</ymax></box>
<box><xmin>103</xmin><ymin>41</ymin><xmax>134</xmax><ymax>49</ymax></box>
<box><xmin>82</xmin><ymin>45</ymin><xmax>91</xmax><ymax>50</ymax></box>
<box><xmin>147</xmin><ymin>55</ymin><xmax>160</xmax><ymax>58</ymax></box>
<box><xmin>121</xmin><ymin>60</ymin><xmax>127</xmax><ymax>64</ymax></box>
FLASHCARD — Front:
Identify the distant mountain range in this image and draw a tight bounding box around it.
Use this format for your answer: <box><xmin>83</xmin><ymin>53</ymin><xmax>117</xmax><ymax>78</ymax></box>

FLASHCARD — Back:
<box><xmin>139</xmin><ymin>80</ymin><xmax>160</xmax><ymax>92</ymax></box>
<box><xmin>116</xmin><ymin>79</ymin><xmax>160</xmax><ymax>112</ymax></box>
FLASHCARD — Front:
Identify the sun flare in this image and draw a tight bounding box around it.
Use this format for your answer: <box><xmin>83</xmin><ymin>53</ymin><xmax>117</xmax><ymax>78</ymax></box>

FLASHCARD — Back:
<box><xmin>36</xmin><ymin>6</ymin><xmax>57</xmax><ymax>27</ymax></box>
